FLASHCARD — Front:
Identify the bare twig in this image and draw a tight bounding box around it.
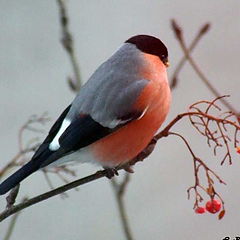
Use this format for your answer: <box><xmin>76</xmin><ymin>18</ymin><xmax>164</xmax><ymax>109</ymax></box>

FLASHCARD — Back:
<box><xmin>171</xmin><ymin>19</ymin><xmax>239</xmax><ymax>119</ymax></box>
<box><xmin>187</xmin><ymin>96</ymin><xmax>239</xmax><ymax>165</ymax></box>
<box><xmin>170</xmin><ymin>23</ymin><xmax>210</xmax><ymax>89</ymax></box>
<box><xmin>0</xmin><ymin>169</ymin><xmax>117</xmax><ymax>222</ymax></box>
<box><xmin>0</xmin><ymin>115</ymin><xmax>48</xmax><ymax>240</ymax></box>
<box><xmin>0</xmin><ymin>114</ymin><xmax>49</xmax><ymax>179</ymax></box>
<box><xmin>42</xmin><ymin>170</ymin><xmax>68</xmax><ymax>199</ymax></box>
<box><xmin>3</xmin><ymin>212</ymin><xmax>20</xmax><ymax>240</ymax></box>
<box><xmin>111</xmin><ymin>174</ymin><xmax>134</xmax><ymax>240</ymax></box>
<box><xmin>6</xmin><ymin>185</ymin><xmax>20</xmax><ymax>209</ymax></box>
<box><xmin>170</xmin><ymin>131</ymin><xmax>225</xmax><ymax>213</ymax></box>
<box><xmin>3</xmin><ymin>197</ymin><xmax>27</xmax><ymax>240</ymax></box>
<box><xmin>56</xmin><ymin>0</ymin><xmax>82</xmax><ymax>92</ymax></box>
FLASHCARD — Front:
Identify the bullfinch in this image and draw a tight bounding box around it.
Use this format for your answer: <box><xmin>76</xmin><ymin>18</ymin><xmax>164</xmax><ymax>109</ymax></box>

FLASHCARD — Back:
<box><xmin>0</xmin><ymin>35</ymin><xmax>171</xmax><ymax>195</ymax></box>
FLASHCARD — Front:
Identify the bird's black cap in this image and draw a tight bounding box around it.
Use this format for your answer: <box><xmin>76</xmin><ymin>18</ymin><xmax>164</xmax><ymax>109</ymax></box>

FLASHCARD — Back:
<box><xmin>125</xmin><ymin>35</ymin><xmax>169</xmax><ymax>66</ymax></box>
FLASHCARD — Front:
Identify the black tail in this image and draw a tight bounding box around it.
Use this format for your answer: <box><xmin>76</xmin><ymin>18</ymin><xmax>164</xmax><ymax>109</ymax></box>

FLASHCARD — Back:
<box><xmin>0</xmin><ymin>142</ymin><xmax>54</xmax><ymax>195</ymax></box>
<box><xmin>0</xmin><ymin>160</ymin><xmax>41</xmax><ymax>195</ymax></box>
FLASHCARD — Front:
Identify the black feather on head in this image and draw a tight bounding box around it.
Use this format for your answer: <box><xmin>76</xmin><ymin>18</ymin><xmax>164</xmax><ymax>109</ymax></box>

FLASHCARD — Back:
<box><xmin>125</xmin><ymin>35</ymin><xmax>168</xmax><ymax>66</ymax></box>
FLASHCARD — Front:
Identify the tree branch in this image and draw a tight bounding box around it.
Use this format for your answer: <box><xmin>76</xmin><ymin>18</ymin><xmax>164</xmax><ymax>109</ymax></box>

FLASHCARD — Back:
<box><xmin>3</xmin><ymin>198</ymin><xmax>26</xmax><ymax>240</ymax></box>
<box><xmin>56</xmin><ymin>0</ymin><xmax>82</xmax><ymax>92</ymax></box>
<box><xmin>3</xmin><ymin>212</ymin><xmax>20</xmax><ymax>240</ymax></box>
<box><xmin>171</xmin><ymin>19</ymin><xmax>239</xmax><ymax>118</ymax></box>
<box><xmin>170</xmin><ymin>22</ymin><xmax>210</xmax><ymax>89</ymax></box>
<box><xmin>111</xmin><ymin>174</ymin><xmax>134</xmax><ymax>240</ymax></box>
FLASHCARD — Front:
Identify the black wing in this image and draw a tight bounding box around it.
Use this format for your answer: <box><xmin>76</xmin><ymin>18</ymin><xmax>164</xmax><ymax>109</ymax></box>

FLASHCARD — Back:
<box><xmin>39</xmin><ymin>110</ymin><xmax>143</xmax><ymax>167</ymax></box>
<box><xmin>31</xmin><ymin>105</ymin><xmax>72</xmax><ymax>161</ymax></box>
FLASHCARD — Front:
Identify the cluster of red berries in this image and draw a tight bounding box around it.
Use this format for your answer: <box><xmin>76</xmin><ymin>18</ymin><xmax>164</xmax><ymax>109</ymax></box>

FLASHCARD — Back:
<box><xmin>195</xmin><ymin>199</ymin><xmax>222</xmax><ymax>214</ymax></box>
<box><xmin>194</xmin><ymin>147</ymin><xmax>239</xmax><ymax>216</ymax></box>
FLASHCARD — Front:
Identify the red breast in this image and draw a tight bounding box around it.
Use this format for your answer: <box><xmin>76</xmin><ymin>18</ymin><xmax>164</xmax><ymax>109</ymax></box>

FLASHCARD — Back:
<box><xmin>90</xmin><ymin>53</ymin><xmax>171</xmax><ymax>166</ymax></box>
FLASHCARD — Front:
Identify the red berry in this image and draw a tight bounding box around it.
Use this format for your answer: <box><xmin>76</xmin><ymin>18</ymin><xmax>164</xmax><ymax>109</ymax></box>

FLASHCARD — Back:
<box><xmin>205</xmin><ymin>199</ymin><xmax>221</xmax><ymax>214</ymax></box>
<box><xmin>195</xmin><ymin>207</ymin><xmax>206</xmax><ymax>214</ymax></box>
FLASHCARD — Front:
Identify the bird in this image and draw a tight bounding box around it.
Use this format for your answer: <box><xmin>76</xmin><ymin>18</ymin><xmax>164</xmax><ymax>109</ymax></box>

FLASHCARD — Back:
<box><xmin>0</xmin><ymin>35</ymin><xmax>171</xmax><ymax>195</ymax></box>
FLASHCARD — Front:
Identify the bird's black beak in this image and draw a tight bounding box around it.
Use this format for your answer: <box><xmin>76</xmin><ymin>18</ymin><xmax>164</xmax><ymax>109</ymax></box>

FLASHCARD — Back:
<box><xmin>162</xmin><ymin>57</ymin><xmax>169</xmax><ymax>67</ymax></box>
<box><xmin>164</xmin><ymin>60</ymin><xmax>170</xmax><ymax>67</ymax></box>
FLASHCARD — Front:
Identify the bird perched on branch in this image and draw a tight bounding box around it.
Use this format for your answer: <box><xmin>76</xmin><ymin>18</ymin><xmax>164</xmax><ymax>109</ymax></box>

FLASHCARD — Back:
<box><xmin>0</xmin><ymin>35</ymin><xmax>171</xmax><ymax>195</ymax></box>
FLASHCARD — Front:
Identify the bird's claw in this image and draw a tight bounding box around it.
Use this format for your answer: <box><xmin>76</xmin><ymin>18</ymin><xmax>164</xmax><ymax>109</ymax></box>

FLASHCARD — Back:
<box><xmin>123</xmin><ymin>164</ymin><xmax>134</xmax><ymax>173</ymax></box>
<box><xmin>104</xmin><ymin>167</ymin><xmax>119</xmax><ymax>179</ymax></box>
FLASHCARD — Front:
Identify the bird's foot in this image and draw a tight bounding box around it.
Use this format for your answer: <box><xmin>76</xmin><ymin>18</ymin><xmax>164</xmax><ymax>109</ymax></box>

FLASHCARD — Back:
<box><xmin>104</xmin><ymin>167</ymin><xmax>119</xmax><ymax>179</ymax></box>
<box><xmin>122</xmin><ymin>164</ymin><xmax>134</xmax><ymax>173</ymax></box>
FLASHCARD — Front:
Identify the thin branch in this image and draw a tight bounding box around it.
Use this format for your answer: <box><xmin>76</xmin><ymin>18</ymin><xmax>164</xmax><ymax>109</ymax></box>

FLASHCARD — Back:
<box><xmin>171</xmin><ymin>19</ymin><xmax>239</xmax><ymax>118</ymax></box>
<box><xmin>3</xmin><ymin>198</ymin><xmax>27</xmax><ymax>240</ymax></box>
<box><xmin>6</xmin><ymin>185</ymin><xmax>20</xmax><ymax>209</ymax></box>
<box><xmin>42</xmin><ymin>170</ymin><xmax>68</xmax><ymax>199</ymax></box>
<box><xmin>3</xmin><ymin>212</ymin><xmax>20</xmax><ymax>240</ymax></box>
<box><xmin>0</xmin><ymin>146</ymin><xmax>39</xmax><ymax>179</ymax></box>
<box><xmin>170</xmin><ymin>23</ymin><xmax>210</xmax><ymax>89</ymax></box>
<box><xmin>111</xmin><ymin>174</ymin><xmax>134</xmax><ymax>240</ymax></box>
<box><xmin>0</xmin><ymin>113</ymin><xmax>49</xmax><ymax>179</ymax></box>
<box><xmin>0</xmin><ymin>171</ymin><xmax>101</xmax><ymax>222</ymax></box>
<box><xmin>0</xmin><ymin>168</ymin><xmax>131</xmax><ymax>222</ymax></box>
<box><xmin>170</xmin><ymin>131</ymin><xmax>226</xmax><ymax>213</ymax></box>
<box><xmin>56</xmin><ymin>0</ymin><xmax>82</xmax><ymax>92</ymax></box>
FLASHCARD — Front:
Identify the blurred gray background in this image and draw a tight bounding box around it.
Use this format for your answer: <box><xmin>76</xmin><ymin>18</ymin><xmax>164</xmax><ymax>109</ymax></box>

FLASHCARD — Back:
<box><xmin>0</xmin><ymin>0</ymin><xmax>240</xmax><ymax>239</ymax></box>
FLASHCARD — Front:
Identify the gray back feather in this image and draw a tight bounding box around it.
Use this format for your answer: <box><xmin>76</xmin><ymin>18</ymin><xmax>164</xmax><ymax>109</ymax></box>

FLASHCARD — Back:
<box><xmin>67</xmin><ymin>44</ymin><xmax>149</xmax><ymax>128</ymax></box>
